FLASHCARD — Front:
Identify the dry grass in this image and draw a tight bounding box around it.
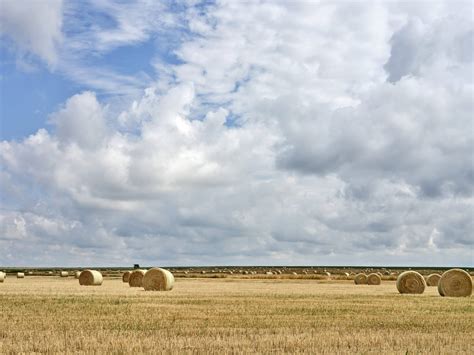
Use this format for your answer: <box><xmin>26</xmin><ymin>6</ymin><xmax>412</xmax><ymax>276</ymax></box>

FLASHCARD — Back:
<box><xmin>0</xmin><ymin>277</ymin><xmax>472</xmax><ymax>353</ymax></box>
<box><xmin>142</xmin><ymin>268</ymin><xmax>174</xmax><ymax>291</ymax></box>
<box><xmin>397</xmin><ymin>271</ymin><xmax>426</xmax><ymax>294</ymax></box>
<box><xmin>438</xmin><ymin>269</ymin><xmax>473</xmax><ymax>297</ymax></box>
<box><xmin>78</xmin><ymin>270</ymin><xmax>103</xmax><ymax>286</ymax></box>
<box><xmin>426</xmin><ymin>273</ymin><xmax>442</xmax><ymax>287</ymax></box>
<box><xmin>128</xmin><ymin>269</ymin><xmax>146</xmax><ymax>287</ymax></box>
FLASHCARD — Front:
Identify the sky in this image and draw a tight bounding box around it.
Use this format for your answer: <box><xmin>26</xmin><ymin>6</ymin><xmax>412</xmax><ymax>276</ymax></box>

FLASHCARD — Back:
<box><xmin>0</xmin><ymin>0</ymin><xmax>472</xmax><ymax>267</ymax></box>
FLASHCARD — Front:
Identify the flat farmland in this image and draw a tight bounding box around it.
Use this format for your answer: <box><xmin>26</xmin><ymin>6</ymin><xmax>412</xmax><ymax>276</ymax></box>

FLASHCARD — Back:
<box><xmin>0</xmin><ymin>277</ymin><xmax>472</xmax><ymax>354</ymax></box>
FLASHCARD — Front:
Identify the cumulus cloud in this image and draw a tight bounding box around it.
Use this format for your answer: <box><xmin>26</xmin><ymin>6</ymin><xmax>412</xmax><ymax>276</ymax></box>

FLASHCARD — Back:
<box><xmin>0</xmin><ymin>1</ymin><xmax>472</xmax><ymax>266</ymax></box>
<box><xmin>384</xmin><ymin>15</ymin><xmax>473</xmax><ymax>83</ymax></box>
<box><xmin>49</xmin><ymin>92</ymin><xmax>108</xmax><ymax>149</ymax></box>
<box><xmin>0</xmin><ymin>0</ymin><xmax>63</xmax><ymax>67</ymax></box>
<box><xmin>276</xmin><ymin>76</ymin><xmax>473</xmax><ymax>198</ymax></box>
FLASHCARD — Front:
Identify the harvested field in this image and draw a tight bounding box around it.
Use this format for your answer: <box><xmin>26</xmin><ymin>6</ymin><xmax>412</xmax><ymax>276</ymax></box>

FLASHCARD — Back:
<box><xmin>0</xmin><ymin>276</ymin><xmax>472</xmax><ymax>353</ymax></box>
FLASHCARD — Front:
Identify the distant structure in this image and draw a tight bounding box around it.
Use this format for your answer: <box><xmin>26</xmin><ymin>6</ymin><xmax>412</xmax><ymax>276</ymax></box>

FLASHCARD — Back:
<box><xmin>133</xmin><ymin>264</ymin><xmax>140</xmax><ymax>269</ymax></box>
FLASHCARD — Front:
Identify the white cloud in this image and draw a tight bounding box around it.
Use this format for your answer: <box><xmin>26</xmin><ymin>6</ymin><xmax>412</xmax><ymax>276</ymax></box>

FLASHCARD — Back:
<box><xmin>0</xmin><ymin>0</ymin><xmax>63</xmax><ymax>67</ymax></box>
<box><xmin>49</xmin><ymin>91</ymin><xmax>107</xmax><ymax>149</ymax></box>
<box><xmin>54</xmin><ymin>0</ymin><xmax>183</xmax><ymax>94</ymax></box>
<box><xmin>0</xmin><ymin>0</ymin><xmax>472</xmax><ymax>266</ymax></box>
<box><xmin>90</xmin><ymin>0</ymin><xmax>176</xmax><ymax>51</ymax></box>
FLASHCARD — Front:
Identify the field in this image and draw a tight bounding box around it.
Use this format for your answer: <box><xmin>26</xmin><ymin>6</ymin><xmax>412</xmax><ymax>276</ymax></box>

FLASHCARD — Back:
<box><xmin>0</xmin><ymin>274</ymin><xmax>472</xmax><ymax>354</ymax></box>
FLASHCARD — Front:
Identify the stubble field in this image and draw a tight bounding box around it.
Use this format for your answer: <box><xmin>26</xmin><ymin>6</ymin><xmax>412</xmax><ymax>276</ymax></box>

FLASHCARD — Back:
<box><xmin>0</xmin><ymin>276</ymin><xmax>472</xmax><ymax>354</ymax></box>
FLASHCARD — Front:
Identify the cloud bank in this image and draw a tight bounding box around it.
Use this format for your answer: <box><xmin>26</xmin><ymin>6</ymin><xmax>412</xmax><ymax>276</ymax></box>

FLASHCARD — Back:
<box><xmin>0</xmin><ymin>1</ymin><xmax>472</xmax><ymax>266</ymax></box>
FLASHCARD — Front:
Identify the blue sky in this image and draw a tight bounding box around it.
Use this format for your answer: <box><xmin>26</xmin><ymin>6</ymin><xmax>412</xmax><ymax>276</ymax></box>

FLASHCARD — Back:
<box><xmin>0</xmin><ymin>0</ymin><xmax>472</xmax><ymax>267</ymax></box>
<box><xmin>1</xmin><ymin>47</ymin><xmax>76</xmax><ymax>139</ymax></box>
<box><xmin>1</xmin><ymin>0</ymin><xmax>189</xmax><ymax>139</ymax></box>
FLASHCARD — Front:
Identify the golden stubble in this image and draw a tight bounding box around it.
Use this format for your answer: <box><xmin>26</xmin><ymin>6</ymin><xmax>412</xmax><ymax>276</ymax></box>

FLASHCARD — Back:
<box><xmin>0</xmin><ymin>277</ymin><xmax>472</xmax><ymax>354</ymax></box>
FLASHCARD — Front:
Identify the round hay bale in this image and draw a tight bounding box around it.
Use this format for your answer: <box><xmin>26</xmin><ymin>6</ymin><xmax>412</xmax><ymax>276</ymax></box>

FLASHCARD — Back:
<box><xmin>75</xmin><ymin>271</ymin><xmax>81</xmax><ymax>279</ymax></box>
<box><xmin>265</xmin><ymin>271</ymin><xmax>273</xmax><ymax>275</ymax></box>
<box><xmin>354</xmin><ymin>273</ymin><xmax>367</xmax><ymax>285</ymax></box>
<box><xmin>376</xmin><ymin>272</ymin><xmax>383</xmax><ymax>278</ymax></box>
<box><xmin>0</xmin><ymin>271</ymin><xmax>5</xmax><ymax>282</ymax></box>
<box><xmin>396</xmin><ymin>271</ymin><xmax>426</xmax><ymax>294</ymax></box>
<box><xmin>17</xmin><ymin>272</ymin><xmax>25</xmax><ymax>278</ymax></box>
<box><xmin>367</xmin><ymin>273</ymin><xmax>381</xmax><ymax>285</ymax></box>
<box><xmin>122</xmin><ymin>271</ymin><xmax>131</xmax><ymax>283</ymax></box>
<box><xmin>425</xmin><ymin>273</ymin><xmax>441</xmax><ymax>287</ymax></box>
<box><xmin>438</xmin><ymin>269</ymin><xmax>472</xmax><ymax>297</ymax></box>
<box><xmin>324</xmin><ymin>272</ymin><xmax>331</xmax><ymax>278</ymax></box>
<box><xmin>201</xmin><ymin>270</ymin><xmax>206</xmax><ymax>274</ymax></box>
<box><xmin>128</xmin><ymin>269</ymin><xmax>146</xmax><ymax>287</ymax></box>
<box><xmin>344</xmin><ymin>272</ymin><xmax>350</xmax><ymax>278</ymax></box>
<box><xmin>142</xmin><ymin>268</ymin><xmax>174</xmax><ymax>291</ymax></box>
<box><xmin>292</xmin><ymin>272</ymin><xmax>298</xmax><ymax>276</ymax></box>
<box><xmin>79</xmin><ymin>270</ymin><xmax>103</xmax><ymax>286</ymax></box>
<box><xmin>60</xmin><ymin>271</ymin><xmax>68</xmax><ymax>277</ymax></box>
